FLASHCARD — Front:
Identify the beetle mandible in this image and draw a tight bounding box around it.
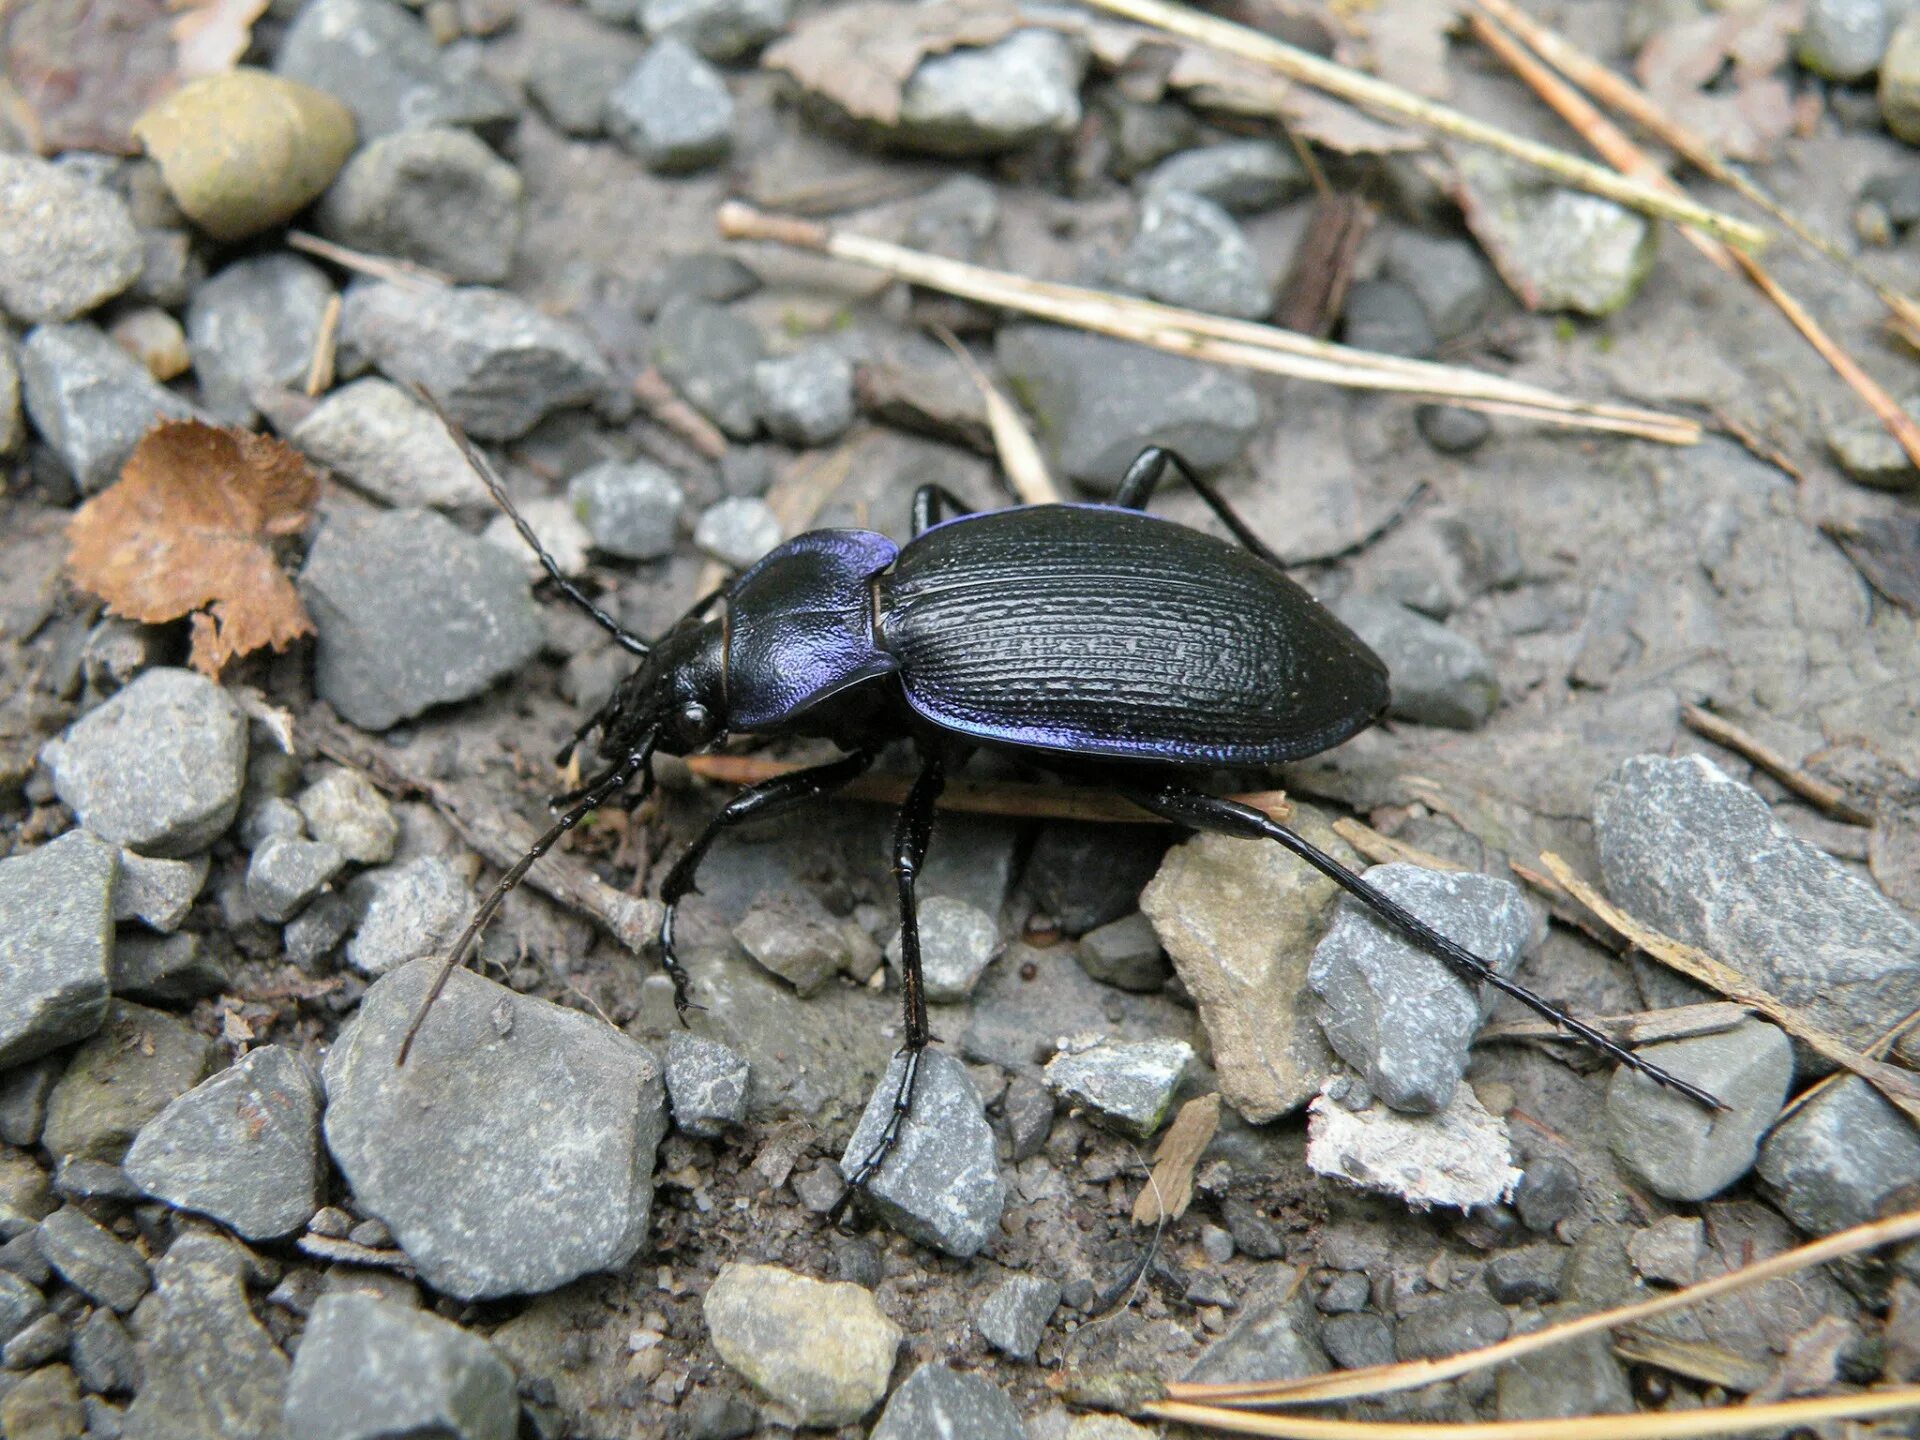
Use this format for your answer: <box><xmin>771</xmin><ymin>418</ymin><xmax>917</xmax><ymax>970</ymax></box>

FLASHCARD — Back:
<box><xmin>400</xmin><ymin>425</ymin><xmax>1722</xmax><ymax>1210</ymax></box>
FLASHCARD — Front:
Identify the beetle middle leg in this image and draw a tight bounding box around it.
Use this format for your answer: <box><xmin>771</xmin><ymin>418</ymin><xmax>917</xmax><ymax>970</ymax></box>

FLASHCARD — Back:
<box><xmin>833</xmin><ymin>746</ymin><xmax>947</xmax><ymax>1221</ymax></box>
<box><xmin>911</xmin><ymin>484</ymin><xmax>975</xmax><ymax>536</ymax></box>
<box><xmin>1114</xmin><ymin>446</ymin><xmax>1290</xmax><ymax>569</ymax></box>
<box><xmin>1121</xmin><ymin>779</ymin><xmax>1727</xmax><ymax>1112</ymax></box>
<box><xmin>657</xmin><ymin>748</ymin><xmax>877</xmax><ymax>1014</ymax></box>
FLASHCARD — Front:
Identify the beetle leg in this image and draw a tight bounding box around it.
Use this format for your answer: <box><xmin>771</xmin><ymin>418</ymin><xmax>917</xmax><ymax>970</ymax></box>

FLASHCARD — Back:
<box><xmin>1113</xmin><ymin>446</ymin><xmax>1290</xmax><ymax>571</ymax></box>
<box><xmin>656</xmin><ymin>749</ymin><xmax>877</xmax><ymax>1015</ymax></box>
<box><xmin>833</xmin><ymin>748</ymin><xmax>947</xmax><ymax>1222</ymax></box>
<box><xmin>910</xmin><ymin>484</ymin><xmax>976</xmax><ymax>536</ymax></box>
<box><xmin>1121</xmin><ymin>781</ymin><xmax>1729</xmax><ymax>1113</ymax></box>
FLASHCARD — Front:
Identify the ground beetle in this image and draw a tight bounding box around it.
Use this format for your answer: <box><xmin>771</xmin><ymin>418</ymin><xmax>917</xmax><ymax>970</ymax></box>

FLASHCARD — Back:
<box><xmin>401</xmin><ymin>422</ymin><xmax>1722</xmax><ymax>1212</ymax></box>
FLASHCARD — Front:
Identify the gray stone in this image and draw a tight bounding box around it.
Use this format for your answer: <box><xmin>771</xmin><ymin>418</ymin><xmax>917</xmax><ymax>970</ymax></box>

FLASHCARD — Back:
<box><xmin>702</xmin><ymin>1262</ymin><xmax>901</xmax><ymax>1426</ymax></box>
<box><xmin>840</xmin><ymin>1050</ymin><xmax>1005</xmax><ymax>1258</ymax></box>
<box><xmin>1305</xmin><ymin>1076</ymin><xmax>1521</xmax><ymax>1209</ymax></box>
<box><xmin>1605</xmin><ymin>1019</ymin><xmax>1793</xmax><ymax>1202</ymax></box>
<box><xmin>295</xmin><ymin>769</ymin><xmax>398</xmax><ymax>866</ymax></box>
<box><xmin>323</xmin><ymin>959</ymin><xmax>668</xmax><ymax>1299</ymax></box>
<box><xmin>1114</xmin><ymin>192</ymin><xmax>1270</xmax><ymax>321</ymax></box>
<box><xmin>1139</xmin><ymin>139</ymin><xmax>1307</xmax><ymax>214</ymax></box>
<box><xmin>483</xmin><ymin>497</ymin><xmax>592</xmax><ymax>580</ymax></box>
<box><xmin>568</xmin><ymin>460</ymin><xmax>684</xmax><ymax>561</ymax></box>
<box><xmin>240</xmin><ymin>796</ymin><xmax>305</xmax><ymax>854</ymax></box>
<box><xmin>1798</xmin><ymin>0</ymin><xmax>1891</xmax><ymax>81</ymax></box>
<box><xmin>1383</xmin><ymin>230</ymin><xmax>1498</xmax><ymax>341</ymax></box>
<box><xmin>43</xmin><ymin>671</ymin><xmax>247</xmax><ymax>859</ymax></box>
<box><xmin>871</xmin><ymin>1362</ymin><xmax>1024</xmax><ymax>1440</ymax></box>
<box><xmin>606</xmin><ymin>39</ymin><xmax>735</xmax><ymax>173</ymax></box>
<box><xmin>290</xmin><ymin>378</ymin><xmax>491</xmax><ymax>509</ymax></box>
<box><xmin>895</xmin><ymin>30</ymin><xmax>1084</xmax><ymax>156</ymax></box>
<box><xmin>112</xmin><ymin>852</ymin><xmax>208</xmax><ymax>934</ymax></box>
<box><xmin>0</xmin><ymin>1365</ymin><xmax>84</xmax><ymax>1436</ymax></box>
<box><xmin>133</xmin><ymin>228</ymin><xmax>203</xmax><ymax>311</ymax></box>
<box><xmin>0</xmin><ymin>1058</ymin><xmax>60</xmax><ymax>1147</ymax></box>
<box><xmin>753</xmin><ymin>349</ymin><xmax>854</xmax><ymax>447</ymax></box>
<box><xmin>121</xmin><ymin>1233</ymin><xmax>287</xmax><ymax>1440</ymax></box>
<box><xmin>109</xmin><ymin>933</ymin><xmax>226</xmax><ymax>1005</ymax></box>
<box><xmin>0</xmin><ymin>1271</ymin><xmax>47</xmax><ymax>1348</ymax></box>
<box><xmin>1626</xmin><ymin>1215</ymin><xmax>1704</xmax><ymax>1286</ymax></box>
<box><xmin>1757</xmin><ymin>1075</ymin><xmax>1920</xmax><ymax>1235</ymax></box>
<box><xmin>4</xmin><ymin>1310</ymin><xmax>68</xmax><ymax>1368</ymax></box>
<box><xmin>345</xmin><ymin>856</ymin><xmax>473</xmax><ymax>976</ymax></box>
<box><xmin>1399</xmin><ymin>1292</ymin><xmax>1510</xmax><ymax>1360</ymax></box>
<box><xmin>123</xmin><ymin>1046</ymin><xmax>323</xmax><ymax>1241</ymax></box>
<box><xmin>1141</xmin><ymin>811</ymin><xmax>1351</xmax><ymax>1122</ymax></box>
<box><xmin>283</xmin><ymin>1293</ymin><xmax>516</xmax><ymax>1440</ymax></box>
<box><xmin>1308</xmin><ymin>863</ymin><xmax>1532</xmax><ymax>1114</ymax></box>
<box><xmin>1322</xmin><ymin>1312</ymin><xmax>1394</xmax><ymax>1370</ymax></box>
<box><xmin>1341</xmin><ymin>279</ymin><xmax>1435</xmax><ymax>358</ymax></box>
<box><xmin>996</xmin><ymin>324</ymin><xmax>1260</xmax><ymax>492</ymax></box>
<box><xmin>1495</xmin><ymin>1325</ymin><xmax>1632</xmax><ymax>1420</ymax></box>
<box><xmin>886</xmin><ymin>896</ymin><xmax>1001</xmax><ymax>1003</ymax></box>
<box><xmin>1595</xmin><ymin>755</ymin><xmax>1920</xmax><ymax>1065</ymax></box>
<box><xmin>42</xmin><ymin>1002</ymin><xmax>215</xmax><ymax>1164</ymax></box>
<box><xmin>1484</xmin><ymin>1246</ymin><xmax>1565</xmax><ymax>1304</ymax></box>
<box><xmin>1455</xmin><ymin>151</ymin><xmax>1656</xmax><ymax>317</ymax></box>
<box><xmin>285</xmin><ymin>892</ymin><xmax>358</xmax><ymax>969</ymax></box>
<box><xmin>665</xmin><ymin>1032</ymin><xmax>749</xmax><ymax>1137</ymax></box>
<box><xmin>300</xmin><ymin>507</ymin><xmax>542</xmax><ymax>731</ymax></box>
<box><xmin>1330</xmin><ymin>594</ymin><xmax>1499</xmax><ymax>730</ymax></box>
<box><xmin>640</xmin><ymin>0</ymin><xmax>788</xmax><ymax>60</ymax></box>
<box><xmin>1221</xmin><ymin>1197</ymin><xmax>1285</xmax><ymax>1259</ymax></box>
<box><xmin>0</xmin><ymin>833</ymin><xmax>116</xmax><ymax>1070</ymax></box>
<box><xmin>1824</xmin><ymin>402</ymin><xmax>1918</xmax><ymax>491</ymax></box>
<box><xmin>18</xmin><ymin>323</ymin><xmax>202</xmax><ymax>492</ymax></box>
<box><xmin>1185</xmin><ymin>1268</ymin><xmax>1329</xmax><ymax>1383</ymax></box>
<box><xmin>275</xmin><ymin>0</ymin><xmax>515</xmax><ymax>140</ymax></box>
<box><xmin>1317</xmin><ymin>1272</ymin><xmax>1371</xmax><ymax>1313</ymax></box>
<box><xmin>35</xmin><ymin>1210</ymin><xmax>148</xmax><ymax>1314</ymax></box>
<box><xmin>54</xmin><ymin>1155</ymin><xmax>138</xmax><ymax>1203</ymax></box>
<box><xmin>1001</xmin><ymin>1075</ymin><xmax>1054</xmax><ymax>1162</ymax></box>
<box><xmin>317</xmin><ymin>128</ymin><xmax>523</xmax><ymax>285</ymax></box>
<box><xmin>976</xmin><ymin>1272</ymin><xmax>1059</xmax><ymax>1361</ymax></box>
<box><xmin>245</xmin><ymin>836</ymin><xmax>345</xmax><ymax>923</ymax></box>
<box><xmin>1025</xmin><ymin>822</ymin><xmax>1168</xmax><ymax>937</ymax></box>
<box><xmin>652</xmin><ymin>297</ymin><xmax>764</xmax><ymax>439</ymax></box>
<box><xmin>695</xmin><ymin>497</ymin><xmax>782</xmax><ymax>569</ymax></box>
<box><xmin>1416</xmin><ymin>404</ymin><xmax>1492</xmax><ymax>455</ymax></box>
<box><xmin>902</xmin><ymin>175</ymin><xmax>1001</xmax><ymax>260</ymax></box>
<box><xmin>526</xmin><ymin>32</ymin><xmax>641</xmax><ymax>136</ymax></box>
<box><xmin>732</xmin><ymin>889</ymin><xmax>873</xmax><ymax>996</ymax></box>
<box><xmin>1074</xmin><ymin>912</ymin><xmax>1169</xmax><ymax>993</ymax></box>
<box><xmin>1514</xmin><ymin>1156</ymin><xmax>1580</xmax><ymax>1232</ymax></box>
<box><xmin>71</xmin><ymin>1308</ymin><xmax>137</xmax><ymax>1396</ymax></box>
<box><xmin>185</xmin><ymin>255</ymin><xmax>333</xmax><ymax>424</ymax></box>
<box><xmin>1881</xmin><ymin>14</ymin><xmax>1920</xmax><ymax>139</ymax></box>
<box><xmin>0</xmin><ymin>1151</ymin><xmax>53</xmax><ymax>1240</ymax></box>
<box><xmin>1043</xmin><ymin>1036</ymin><xmax>1191</xmax><ymax>1139</ymax></box>
<box><xmin>0</xmin><ymin>331</ymin><xmax>20</xmax><ymax>455</ymax></box>
<box><xmin>0</xmin><ymin>157</ymin><xmax>142</xmax><ymax>325</ymax></box>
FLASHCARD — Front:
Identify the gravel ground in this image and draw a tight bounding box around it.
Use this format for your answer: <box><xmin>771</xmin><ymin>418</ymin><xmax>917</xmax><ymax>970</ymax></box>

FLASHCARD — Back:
<box><xmin>3</xmin><ymin>0</ymin><xmax>1920</xmax><ymax>1436</ymax></box>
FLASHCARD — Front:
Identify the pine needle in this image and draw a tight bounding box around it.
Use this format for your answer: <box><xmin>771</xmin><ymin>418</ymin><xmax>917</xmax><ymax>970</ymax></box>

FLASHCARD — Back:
<box><xmin>1678</xmin><ymin>703</ymin><xmax>1872</xmax><ymax>824</ymax></box>
<box><xmin>930</xmin><ymin>325</ymin><xmax>1060</xmax><ymax>504</ymax></box>
<box><xmin>716</xmin><ymin>205</ymin><xmax>1701</xmax><ymax>445</ymax></box>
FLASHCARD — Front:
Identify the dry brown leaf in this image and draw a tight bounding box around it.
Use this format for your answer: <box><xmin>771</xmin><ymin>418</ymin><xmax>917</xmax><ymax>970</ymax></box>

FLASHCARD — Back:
<box><xmin>1132</xmin><ymin>1093</ymin><xmax>1220</xmax><ymax>1225</ymax></box>
<box><xmin>170</xmin><ymin>0</ymin><xmax>269</xmax><ymax>79</ymax></box>
<box><xmin>1634</xmin><ymin>0</ymin><xmax>1802</xmax><ymax>163</ymax></box>
<box><xmin>67</xmin><ymin>420</ymin><xmax>318</xmax><ymax>677</ymax></box>
<box><xmin>762</xmin><ymin>0</ymin><xmax>1026</xmax><ymax>126</ymax></box>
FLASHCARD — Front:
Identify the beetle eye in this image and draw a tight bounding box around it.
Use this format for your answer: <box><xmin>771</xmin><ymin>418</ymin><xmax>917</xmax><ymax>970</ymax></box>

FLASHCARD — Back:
<box><xmin>677</xmin><ymin>702</ymin><xmax>713</xmax><ymax>740</ymax></box>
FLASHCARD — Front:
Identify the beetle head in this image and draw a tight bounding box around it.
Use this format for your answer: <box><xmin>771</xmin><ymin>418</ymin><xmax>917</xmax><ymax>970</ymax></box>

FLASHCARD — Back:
<box><xmin>597</xmin><ymin>612</ymin><xmax>727</xmax><ymax>759</ymax></box>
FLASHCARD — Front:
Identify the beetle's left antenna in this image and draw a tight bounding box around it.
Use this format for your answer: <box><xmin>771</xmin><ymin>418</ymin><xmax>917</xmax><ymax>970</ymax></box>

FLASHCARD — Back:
<box><xmin>414</xmin><ymin>385</ymin><xmax>650</xmax><ymax>658</ymax></box>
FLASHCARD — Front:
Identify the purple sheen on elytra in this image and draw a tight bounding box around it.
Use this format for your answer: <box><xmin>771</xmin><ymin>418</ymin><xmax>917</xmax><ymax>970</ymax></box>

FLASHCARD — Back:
<box><xmin>725</xmin><ymin>529</ymin><xmax>900</xmax><ymax>731</ymax></box>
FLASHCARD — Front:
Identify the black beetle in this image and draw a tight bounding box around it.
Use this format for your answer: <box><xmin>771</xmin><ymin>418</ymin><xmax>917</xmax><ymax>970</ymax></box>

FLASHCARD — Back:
<box><xmin>401</xmin><ymin>425</ymin><xmax>1721</xmax><ymax>1206</ymax></box>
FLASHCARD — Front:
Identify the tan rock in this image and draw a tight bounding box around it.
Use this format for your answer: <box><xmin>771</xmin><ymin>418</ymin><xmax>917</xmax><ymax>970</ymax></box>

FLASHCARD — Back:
<box><xmin>703</xmin><ymin>1262</ymin><xmax>902</xmax><ymax>1426</ymax></box>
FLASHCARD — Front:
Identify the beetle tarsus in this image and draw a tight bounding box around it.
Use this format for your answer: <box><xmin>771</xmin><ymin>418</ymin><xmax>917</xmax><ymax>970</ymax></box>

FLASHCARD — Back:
<box><xmin>831</xmin><ymin>1044</ymin><xmax>925</xmax><ymax>1226</ymax></box>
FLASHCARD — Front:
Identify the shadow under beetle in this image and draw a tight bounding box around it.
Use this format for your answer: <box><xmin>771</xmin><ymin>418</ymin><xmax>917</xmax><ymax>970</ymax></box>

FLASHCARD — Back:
<box><xmin>401</xmin><ymin>425</ymin><xmax>1722</xmax><ymax>1215</ymax></box>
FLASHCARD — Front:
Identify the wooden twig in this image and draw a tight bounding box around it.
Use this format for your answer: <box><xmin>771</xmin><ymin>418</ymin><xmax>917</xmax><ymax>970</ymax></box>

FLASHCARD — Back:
<box><xmin>1468</xmin><ymin>9</ymin><xmax>1920</xmax><ymax>471</ymax></box>
<box><xmin>1480</xmin><ymin>1000</ymin><xmax>1750</xmax><ymax>1047</ymax></box>
<box><xmin>1679</xmin><ymin>703</ymin><xmax>1872</xmax><ymax>825</ymax></box>
<box><xmin>304</xmin><ymin>293</ymin><xmax>341</xmax><ymax>397</ymax></box>
<box><xmin>286</xmin><ymin>231</ymin><xmax>452</xmax><ymax>290</ymax></box>
<box><xmin>1468</xmin><ymin>0</ymin><xmax>1920</xmax><ymax>337</ymax></box>
<box><xmin>1076</xmin><ymin>0</ymin><xmax>1769</xmax><ymax>250</ymax></box>
<box><xmin>1330</xmin><ymin>816</ymin><xmax>1465</xmax><ymax>871</ymax></box>
<box><xmin>1273</xmin><ymin>193</ymin><xmax>1375</xmax><ymax>337</ymax></box>
<box><xmin>683</xmin><ymin>752</ymin><xmax>1293</xmax><ymax>824</ymax></box>
<box><xmin>718</xmin><ymin>205</ymin><xmax>1701</xmax><ymax>445</ymax></box>
<box><xmin>1540</xmin><ymin>852</ymin><xmax>1920</xmax><ymax>1124</ymax></box>
<box><xmin>634</xmin><ymin>366</ymin><xmax>728</xmax><ymax>460</ymax></box>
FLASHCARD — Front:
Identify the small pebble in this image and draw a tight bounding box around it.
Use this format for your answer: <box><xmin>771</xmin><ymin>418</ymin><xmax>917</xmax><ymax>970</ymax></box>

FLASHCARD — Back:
<box><xmin>1184</xmin><ymin>1268</ymin><xmax>1329</xmax><ymax>1382</ymax></box>
<box><xmin>1797</xmin><ymin>0</ymin><xmax>1891</xmax><ymax>81</ymax></box>
<box><xmin>886</xmin><ymin>896</ymin><xmax>1002</xmax><ymax>1003</ymax></box>
<box><xmin>1483</xmin><ymin>1246</ymin><xmax>1565</xmax><ymax>1305</ymax></box>
<box><xmin>275</xmin><ymin>0</ymin><xmax>514</xmax><ymax>139</ymax></box>
<box><xmin>652</xmin><ymin>297</ymin><xmax>764</xmax><ymax>438</ymax></box>
<box><xmin>345</xmin><ymin>856</ymin><xmax>473</xmax><ymax>976</ymax></box>
<box><xmin>753</xmin><ymin>348</ymin><xmax>855</xmax><ymax>447</ymax></box>
<box><xmin>665</xmin><ymin>1032</ymin><xmax>750</xmax><ymax>1138</ymax></box>
<box><xmin>19</xmin><ymin>321</ymin><xmax>203</xmax><ymax>492</ymax></box>
<box><xmin>641</xmin><ymin>0</ymin><xmax>790</xmax><ymax>61</ymax></box>
<box><xmin>36</xmin><ymin>1209</ymin><xmax>149</xmax><ymax>1314</ymax></box>
<box><xmin>246</xmin><ymin>836</ymin><xmax>346</xmax><ymax>923</ymax></box>
<box><xmin>1138</xmin><ymin>139</ymin><xmax>1308</xmax><ymax>214</ymax></box>
<box><xmin>186</xmin><ymin>254</ymin><xmax>335</xmax><ymax>424</ymax></box>
<box><xmin>1417</xmin><ymin>404</ymin><xmax>1493</xmax><ymax>455</ymax></box>
<box><xmin>702</xmin><ymin>1262</ymin><xmax>901</xmax><ymax>1427</ymax></box>
<box><xmin>1001</xmin><ymin>1076</ymin><xmax>1055</xmax><ymax>1162</ymax></box>
<box><xmin>1043</xmin><ymin>1036</ymin><xmax>1192</xmax><ymax>1139</ymax></box>
<box><xmin>0</xmin><ymin>156</ymin><xmax>143</xmax><ymax>324</ymax></box>
<box><xmin>107</xmin><ymin>307</ymin><xmax>189</xmax><ymax>381</ymax></box>
<box><xmin>317</xmin><ymin>127</ymin><xmax>523</xmax><ymax>284</ymax></box>
<box><xmin>1322</xmin><ymin>1312</ymin><xmax>1395</xmax><ymax>1370</ymax></box>
<box><xmin>483</xmin><ymin>497</ymin><xmax>593</xmax><ymax>579</ymax></box>
<box><xmin>4</xmin><ymin>1310</ymin><xmax>70</xmax><ymax>1369</ymax></box>
<box><xmin>695</xmin><ymin>497</ymin><xmax>782</xmax><ymax>569</ymax></box>
<box><xmin>0</xmin><ymin>832</ymin><xmax>116</xmax><ymax>1071</ymax></box>
<box><xmin>893</xmin><ymin>30</ymin><xmax>1084</xmax><ymax>155</ymax></box>
<box><xmin>1114</xmin><ymin>191</ymin><xmax>1270</xmax><ymax>321</ymax></box>
<box><xmin>1342</xmin><ymin>279</ymin><xmax>1437</xmax><ymax>358</ymax></box>
<box><xmin>1513</xmin><ymin>1156</ymin><xmax>1580</xmax><ymax>1232</ymax></box>
<box><xmin>1756</xmin><ymin>1075</ymin><xmax>1920</xmax><ymax>1235</ymax></box>
<box><xmin>1626</xmin><ymin>1216</ymin><xmax>1704</xmax><ymax>1286</ymax></box>
<box><xmin>109</xmin><ymin>932</ymin><xmax>227</xmax><ymax>1005</ymax></box>
<box><xmin>870</xmin><ymin>1362</ymin><xmax>1025</xmax><ymax>1440</ymax></box>
<box><xmin>70</xmin><ymin>1308</ymin><xmax>137</xmax><ymax>1396</ymax></box>
<box><xmin>1329</xmin><ymin>594</ymin><xmax>1499</xmax><ymax>730</ymax></box>
<box><xmin>1316</xmin><ymin>1272</ymin><xmax>1371</xmax><ymax>1314</ymax></box>
<box><xmin>569</xmin><ymin>460</ymin><xmax>685</xmax><ymax>561</ymax></box>
<box><xmin>290</xmin><ymin>378</ymin><xmax>492</xmax><ymax>509</ymax></box>
<box><xmin>1453</xmin><ymin>150</ymin><xmax>1656</xmax><ymax>316</ymax></box>
<box><xmin>1383</xmin><ymin>230</ymin><xmax>1498</xmax><ymax>341</ymax></box>
<box><xmin>606</xmin><ymin>39</ymin><xmax>735</xmax><ymax>173</ymax></box>
<box><xmin>976</xmin><ymin>1272</ymin><xmax>1060</xmax><ymax>1361</ymax></box>
<box><xmin>296</xmin><ymin>769</ymin><xmax>399</xmax><ymax>866</ymax></box>
<box><xmin>42</xmin><ymin>1000</ymin><xmax>215</xmax><ymax>1163</ymax></box>
<box><xmin>1074</xmin><ymin>912</ymin><xmax>1170</xmax><ymax>993</ymax></box>
<box><xmin>112</xmin><ymin>851</ymin><xmax>209</xmax><ymax>933</ymax></box>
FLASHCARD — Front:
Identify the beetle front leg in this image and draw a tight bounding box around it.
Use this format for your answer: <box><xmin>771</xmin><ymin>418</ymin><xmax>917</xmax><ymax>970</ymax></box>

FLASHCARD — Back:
<box><xmin>833</xmin><ymin>748</ymin><xmax>947</xmax><ymax>1222</ymax></box>
<box><xmin>656</xmin><ymin>749</ymin><xmax>877</xmax><ymax>1015</ymax></box>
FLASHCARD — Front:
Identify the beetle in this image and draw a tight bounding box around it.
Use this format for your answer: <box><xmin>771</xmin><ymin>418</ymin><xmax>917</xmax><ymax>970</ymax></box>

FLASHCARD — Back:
<box><xmin>400</xmin><ymin>423</ymin><xmax>1721</xmax><ymax>1211</ymax></box>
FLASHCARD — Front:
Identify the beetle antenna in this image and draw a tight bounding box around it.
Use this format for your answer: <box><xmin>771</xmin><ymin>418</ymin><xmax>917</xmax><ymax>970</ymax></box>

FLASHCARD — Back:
<box><xmin>396</xmin><ymin>736</ymin><xmax>657</xmax><ymax>1065</ymax></box>
<box><xmin>413</xmin><ymin>385</ymin><xmax>651</xmax><ymax>659</ymax></box>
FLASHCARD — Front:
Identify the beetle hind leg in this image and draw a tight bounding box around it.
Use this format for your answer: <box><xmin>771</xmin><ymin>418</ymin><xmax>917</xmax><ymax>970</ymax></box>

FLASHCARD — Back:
<box><xmin>1121</xmin><ymin>780</ymin><xmax>1728</xmax><ymax>1113</ymax></box>
<box><xmin>831</xmin><ymin>748</ymin><xmax>947</xmax><ymax>1225</ymax></box>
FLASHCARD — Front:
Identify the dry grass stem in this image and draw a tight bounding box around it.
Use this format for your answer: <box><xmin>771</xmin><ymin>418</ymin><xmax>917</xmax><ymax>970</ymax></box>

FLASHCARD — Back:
<box><xmin>1467</xmin><ymin>0</ymin><xmax>1920</xmax><ymax>335</ymax></box>
<box><xmin>1540</xmin><ymin>852</ymin><xmax>1920</xmax><ymax>1123</ymax></box>
<box><xmin>930</xmin><ymin>325</ymin><xmax>1060</xmax><ymax>503</ymax></box>
<box><xmin>682</xmin><ymin>752</ymin><xmax>1292</xmax><ymax>824</ymax></box>
<box><xmin>1330</xmin><ymin>817</ymin><xmax>1466</xmax><ymax>871</ymax></box>
<box><xmin>1141</xmin><ymin>1208</ymin><xmax>1920</xmax><ymax>1409</ymax></box>
<box><xmin>1076</xmin><ymin>0</ymin><xmax>1768</xmax><ymax>250</ymax></box>
<box><xmin>1468</xmin><ymin>10</ymin><xmax>1920</xmax><ymax>470</ymax></box>
<box><xmin>304</xmin><ymin>292</ymin><xmax>341</xmax><ymax>397</ymax></box>
<box><xmin>286</xmin><ymin>231</ymin><xmax>451</xmax><ymax>289</ymax></box>
<box><xmin>717</xmin><ymin>205</ymin><xmax>1701</xmax><ymax>445</ymax></box>
<box><xmin>1679</xmin><ymin>703</ymin><xmax>1872</xmax><ymax>823</ymax></box>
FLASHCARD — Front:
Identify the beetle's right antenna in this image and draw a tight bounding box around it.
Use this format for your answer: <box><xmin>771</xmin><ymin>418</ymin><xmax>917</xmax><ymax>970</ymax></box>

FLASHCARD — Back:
<box><xmin>415</xmin><ymin>386</ymin><xmax>650</xmax><ymax>658</ymax></box>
